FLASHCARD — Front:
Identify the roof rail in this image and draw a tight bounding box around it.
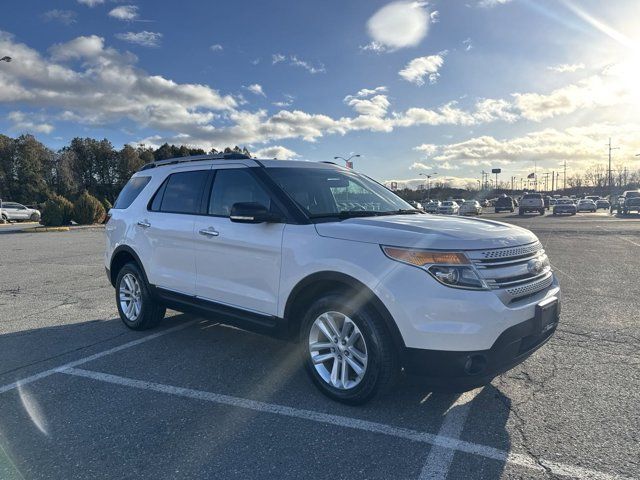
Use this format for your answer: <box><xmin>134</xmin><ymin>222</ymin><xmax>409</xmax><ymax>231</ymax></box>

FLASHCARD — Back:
<box><xmin>139</xmin><ymin>152</ymin><xmax>252</xmax><ymax>171</ymax></box>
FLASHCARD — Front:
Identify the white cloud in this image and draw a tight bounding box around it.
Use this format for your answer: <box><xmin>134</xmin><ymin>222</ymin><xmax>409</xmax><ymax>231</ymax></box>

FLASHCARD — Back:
<box><xmin>343</xmin><ymin>86</ymin><xmax>387</xmax><ymax>101</ymax></box>
<box><xmin>8</xmin><ymin>111</ymin><xmax>54</xmax><ymax>134</ymax></box>
<box><xmin>413</xmin><ymin>143</ymin><xmax>438</xmax><ymax>155</ymax></box>
<box><xmin>463</xmin><ymin>38</ymin><xmax>473</xmax><ymax>51</ymax></box>
<box><xmin>115</xmin><ymin>31</ymin><xmax>162</xmax><ymax>47</ymax></box>
<box><xmin>77</xmin><ymin>0</ymin><xmax>104</xmax><ymax>6</ymax></box>
<box><xmin>430</xmin><ymin>10</ymin><xmax>440</xmax><ymax>23</ymax></box>
<box><xmin>0</xmin><ymin>31</ymin><xmax>236</xmax><ymax>140</ymax></box>
<box><xmin>109</xmin><ymin>6</ymin><xmax>139</xmax><ymax>21</ymax></box>
<box><xmin>359</xmin><ymin>41</ymin><xmax>386</xmax><ymax>54</ymax></box>
<box><xmin>42</xmin><ymin>10</ymin><xmax>77</xmax><ymax>26</ymax></box>
<box><xmin>399</xmin><ymin>54</ymin><xmax>445</xmax><ymax>86</ymax></box>
<box><xmin>254</xmin><ymin>145</ymin><xmax>298</xmax><ymax>159</ymax></box>
<box><xmin>272</xmin><ymin>94</ymin><xmax>294</xmax><ymax>107</ymax></box>
<box><xmin>547</xmin><ymin>63</ymin><xmax>585</xmax><ymax>73</ymax></box>
<box><xmin>210</xmin><ymin>44</ymin><xmax>223</xmax><ymax>52</ymax></box>
<box><xmin>478</xmin><ymin>0</ymin><xmax>512</xmax><ymax>7</ymax></box>
<box><xmin>271</xmin><ymin>54</ymin><xmax>325</xmax><ymax>73</ymax></box>
<box><xmin>345</xmin><ymin>94</ymin><xmax>390</xmax><ymax>117</ymax></box>
<box><xmin>366</xmin><ymin>1</ymin><xmax>430</xmax><ymax>51</ymax></box>
<box><xmin>245</xmin><ymin>84</ymin><xmax>266</xmax><ymax>97</ymax></box>
<box><xmin>426</xmin><ymin>123</ymin><xmax>640</xmax><ymax>172</ymax></box>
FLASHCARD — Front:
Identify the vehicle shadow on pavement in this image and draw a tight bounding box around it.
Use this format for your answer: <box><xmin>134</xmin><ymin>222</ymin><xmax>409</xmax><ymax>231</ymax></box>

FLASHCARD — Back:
<box><xmin>0</xmin><ymin>314</ymin><xmax>513</xmax><ymax>479</ymax></box>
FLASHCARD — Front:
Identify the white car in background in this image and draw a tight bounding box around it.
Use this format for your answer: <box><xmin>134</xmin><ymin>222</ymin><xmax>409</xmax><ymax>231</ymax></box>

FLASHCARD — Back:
<box><xmin>576</xmin><ymin>199</ymin><xmax>597</xmax><ymax>213</ymax></box>
<box><xmin>0</xmin><ymin>201</ymin><xmax>41</xmax><ymax>222</ymax></box>
<box><xmin>437</xmin><ymin>201</ymin><xmax>459</xmax><ymax>215</ymax></box>
<box><xmin>459</xmin><ymin>200</ymin><xmax>482</xmax><ymax>216</ymax></box>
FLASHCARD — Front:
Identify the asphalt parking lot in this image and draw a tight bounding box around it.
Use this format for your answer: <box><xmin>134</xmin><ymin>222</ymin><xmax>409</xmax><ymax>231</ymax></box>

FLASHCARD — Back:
<box><xmin>1</xmin><ymin>211</ymin><xmax>638</xmax><ymax>480</ymax></box>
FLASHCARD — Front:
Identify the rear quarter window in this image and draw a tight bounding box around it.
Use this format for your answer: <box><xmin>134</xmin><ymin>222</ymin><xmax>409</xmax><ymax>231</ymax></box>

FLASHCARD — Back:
<box><xmin>113</xmin><ymin>176</ymin><xmax>151</xmax><ymax>209</ymax></box>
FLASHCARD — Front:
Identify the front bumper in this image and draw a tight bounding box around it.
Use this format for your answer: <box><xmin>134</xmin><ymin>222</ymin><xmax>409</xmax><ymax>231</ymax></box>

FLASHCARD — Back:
<box><xmin>402</xmin><ymin>313</ymin><xmax>558</xmax><ymax>391</ymax></box>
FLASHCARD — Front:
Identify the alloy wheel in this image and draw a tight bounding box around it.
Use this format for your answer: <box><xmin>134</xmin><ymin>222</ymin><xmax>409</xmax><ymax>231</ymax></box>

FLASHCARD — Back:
<box><xmin>308</xmin><ymin>311</ymin><xmax>368</xmax><ymax>390</ymax></box>
<box><xmin>119</xmin><ymin>273</ymin><xmax>142</xmax><ymax>322</ymax></box>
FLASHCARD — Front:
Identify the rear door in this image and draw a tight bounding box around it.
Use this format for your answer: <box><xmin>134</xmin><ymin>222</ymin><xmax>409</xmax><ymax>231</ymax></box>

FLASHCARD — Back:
<box><xmin>194</xmin><ymin>166</ymin><xmax>285</xmax><ymax>316</ymax></box>
<box><xmin>136</xmin><ymin>167</ymin><xmax>209</xmax><ymax>296</ymax></box>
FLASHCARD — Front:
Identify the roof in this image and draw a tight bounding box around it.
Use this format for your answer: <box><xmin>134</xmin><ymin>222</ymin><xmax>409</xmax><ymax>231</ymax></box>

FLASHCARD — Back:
<box><xmin>138</xmin><ymin>154</ymin><xmax>345</xmax><ymax>172</ymax></box>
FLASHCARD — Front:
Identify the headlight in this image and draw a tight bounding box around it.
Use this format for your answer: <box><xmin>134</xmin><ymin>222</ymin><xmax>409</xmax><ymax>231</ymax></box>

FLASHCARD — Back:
<box><xmin>381</xmin><ymin>246</ymin><xmax>489</xmax><ymax>290</ymax></box>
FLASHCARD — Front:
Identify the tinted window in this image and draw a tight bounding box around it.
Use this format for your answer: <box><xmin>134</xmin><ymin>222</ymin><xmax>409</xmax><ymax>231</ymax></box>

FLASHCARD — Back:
<box><xmin>113</xmin><ymin>176</ymin><xmax>151</xmax><ymax>209</ymax></box>
<box><xmin>523</xmin><ymin>194</ymin><xmax>542</xmax><ymax>199</ymax></box>
<box><xmin>159</xmin><ymin>171</ymin><xmax>208</xmax><ymax>214</ymax></box>
<box><xmin>209</xmin><ymin>169</ymin><xmax>271</xmax><ymax>216</ymax></box>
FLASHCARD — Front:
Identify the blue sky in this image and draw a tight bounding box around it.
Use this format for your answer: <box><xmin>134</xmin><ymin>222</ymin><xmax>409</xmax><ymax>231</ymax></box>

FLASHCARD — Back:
<box><xmin>1</xmin><ymin>0</ymin><xmax>639</xmax><ymax>187</ymax></box>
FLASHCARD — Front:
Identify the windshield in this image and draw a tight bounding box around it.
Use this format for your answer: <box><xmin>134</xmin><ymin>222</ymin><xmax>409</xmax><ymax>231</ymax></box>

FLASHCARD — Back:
<box><xmin>266</xmin><ymin>167</ymin><xmax>415</xmax><ymax>218</ymax></box>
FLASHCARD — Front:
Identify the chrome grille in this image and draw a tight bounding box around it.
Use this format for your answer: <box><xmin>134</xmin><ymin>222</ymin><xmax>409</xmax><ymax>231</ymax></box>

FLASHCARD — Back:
<box><xmin>468</xmin><ymin>242</ymin><xmax>553</xmax><ymax>300</ymax></box>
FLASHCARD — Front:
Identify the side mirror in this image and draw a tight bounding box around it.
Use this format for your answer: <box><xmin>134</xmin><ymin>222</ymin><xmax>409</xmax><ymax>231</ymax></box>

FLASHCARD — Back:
<box><xmin>229</xmin><ymin>202</ymin><xmax>280</xmax><ymax>224</ymax></box>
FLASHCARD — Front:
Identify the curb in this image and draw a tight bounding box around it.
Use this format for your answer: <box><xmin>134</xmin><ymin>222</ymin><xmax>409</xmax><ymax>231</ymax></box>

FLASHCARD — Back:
<box><xmin>24</xmin><ymin>226</ymin><xmax>70</xmax><ymax>233</ymax></box>
<box><xmin>21</xmin><ymin>224</ymin><xmax>105</xmax><ymax>233</ymax></box>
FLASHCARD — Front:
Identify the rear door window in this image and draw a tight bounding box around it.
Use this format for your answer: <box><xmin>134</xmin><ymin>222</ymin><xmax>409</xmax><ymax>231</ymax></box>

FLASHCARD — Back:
<box><xmin>154</xmin><ymin>170</ymin><xmax>208</xmax><ymax>214</ymax></box>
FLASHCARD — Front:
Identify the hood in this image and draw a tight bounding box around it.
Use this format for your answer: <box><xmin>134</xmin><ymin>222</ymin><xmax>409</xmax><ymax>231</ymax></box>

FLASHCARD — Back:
<box><xmin>314</xmin><ymin>214</ymin><xmax>538</xmax><ymax>250</ymax></box>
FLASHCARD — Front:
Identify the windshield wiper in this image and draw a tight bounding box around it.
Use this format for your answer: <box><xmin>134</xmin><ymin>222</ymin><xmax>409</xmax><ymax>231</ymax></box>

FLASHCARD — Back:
<box><xmin>310</xmin><ymin>209</ymin><xmax>421</xmax><ymax>219</ymax></box>
<box><xmin>309</xmin><ymin>210</ymin><xmax>386</xmax><ymax>219</ymax></box>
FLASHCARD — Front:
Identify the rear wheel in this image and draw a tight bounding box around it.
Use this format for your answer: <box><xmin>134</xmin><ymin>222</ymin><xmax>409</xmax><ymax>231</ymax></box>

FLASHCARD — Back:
<box><xmin>29</xmin><ymin>212</ymin><xmax>40</xmax><ymax>222</ymax></box>
<box><xmin>301</xmin><ymin>292</ymin><xmax>399</xmax><ymax>405</ymax></box>
<box><xmin>115</xmin><ymin>262</ymin><xmax>165</xmax><ymax>330</ymax></box>
<box><xmin>539</xmin><ymin>209</ymin><xmax>545</xmax><ymax>215</ymax></box>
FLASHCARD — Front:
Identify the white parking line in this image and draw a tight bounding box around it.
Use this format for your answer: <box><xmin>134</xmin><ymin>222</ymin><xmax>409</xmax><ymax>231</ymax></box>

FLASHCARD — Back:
<box><xmin>59</xmin><ymin>368</ymin><xmax>631</xmax><ymax>480</ymax></box>
<box><xmin>0</xmin><ymin>319</ymin><xmax>199</xmax><ymax>395</ymax></box>
<box><xmin>418</xmin><ymin>388</ymin><xmax>481</xmax><ymax>479</ymax></box>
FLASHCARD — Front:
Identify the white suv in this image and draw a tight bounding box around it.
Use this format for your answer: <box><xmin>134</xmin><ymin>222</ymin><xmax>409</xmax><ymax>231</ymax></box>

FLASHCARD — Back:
<box><xmin>105</xmin><ymin>154</ymin><xmax>560</xmax><ymax>404</ymax></box>
<box><xmin>0</xmin><ymin>201</ymin><xmax>41</xmax><ymax>222</ymax></box>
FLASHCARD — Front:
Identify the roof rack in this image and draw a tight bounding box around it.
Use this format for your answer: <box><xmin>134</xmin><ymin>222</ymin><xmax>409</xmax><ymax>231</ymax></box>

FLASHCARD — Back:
<box><xmin>139</xmin><ymin>152</ymin><xmax>252</xmax><ymax>171</ymax></box>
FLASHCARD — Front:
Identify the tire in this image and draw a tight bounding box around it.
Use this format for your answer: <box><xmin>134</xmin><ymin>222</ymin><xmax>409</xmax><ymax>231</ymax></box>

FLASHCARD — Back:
<box><xmin>300</xmin><ymin>292</ymin><xmax>399</xmax><ymax>405</ymax></box>
<box><xmin>29</xmin><ymin>212</ymin><xmax>40</xmax><ymax>222</ymax></box>
<box><xmin>115</xmin><ymin>262</ymin><xmax>166</xmax><ymax>330</ymax></box>
<box><xmin>539</xmin><ymin>209</ymin><xmax>545</xmax><ymax>216</ymax></box>
<box><xmin>518</xmin><ymin>208</ymin><xmax>524</xmax><ymax>216</ymax></box>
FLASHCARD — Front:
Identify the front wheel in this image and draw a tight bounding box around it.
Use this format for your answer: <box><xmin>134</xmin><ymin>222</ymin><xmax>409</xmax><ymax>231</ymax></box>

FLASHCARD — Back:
<box><xmin>115</xmin><ymin>262</ymin><xmax>166</xmax><ymax>330</ymax></box>
<box><xmin>301</xmin><ymin>293</ymin><xmax>399</xmax><ymax>405</ymax></box>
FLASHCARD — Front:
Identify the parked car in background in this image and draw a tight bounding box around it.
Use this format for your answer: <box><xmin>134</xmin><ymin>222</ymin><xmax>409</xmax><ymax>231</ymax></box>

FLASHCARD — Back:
<box><xmin>576</xmin><ymin>199</ymin><xmax>597</xmax><ymax>212</ymax></box>
<box><xmin>544</xmin><ymin>196</ymin><xmax>551</xmax><ymax>210</ymax></box>
<box><xmin>494</xmin><ymin>196</ymin><xmax>515</xmax><ymax>213</ymax></box>
<box><xmin>409</xmin><ymin>201</ymin><xmax>423</xmax><ymax>211</ymax></box>
<box><xmin>519</xmin><ymin>193</ymin><xmax>545</xmax><ymax>216</ymax></box>
<box><xmin>0</xmin><ymin>201</ymin><xmax>41</xmax><ymax>222</ymax></box>
<box><xmin>585</xmin><ymin>196</ymin><xmax>600</xmax><ymax>202</ymax></box>
<box><xmin>596</xmin><ymin>199</ymin><xmax>610</xmax><ymax>210</ymax></box>
<box><xmin>553</xmin><ymin>198</ymin><xmax>577</xmax><ymax>215</ymax></box>
<box><xmin>459</xmin><ymin>200</ymin><xmax>482</xmax><ymax>216</ymax></box>
<box><xmin>424</xmin><ymin>200</ymin><xmax>440</xmax><ymax>213</ymax></box>
<box><xmin>437</xmin><ymin>200</ymin><xmax>459</xmax><ymax>215</ymax></box>
<box><xmin>621</xmin><ymin>190</ymin><xmax>640</xmax><ymax>215</ymax></box>
<box><xmin>549</xmin><ymin>198</ymin><xmax>557</xmax><ymax>206</ymax></box>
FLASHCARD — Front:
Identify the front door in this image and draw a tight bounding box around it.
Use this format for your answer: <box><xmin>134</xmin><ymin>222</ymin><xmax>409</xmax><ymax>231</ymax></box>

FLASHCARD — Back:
<box><xmin>194</xmin><ymin>166</ymin><xmax>284</xmax><ymax>316</ymax></box>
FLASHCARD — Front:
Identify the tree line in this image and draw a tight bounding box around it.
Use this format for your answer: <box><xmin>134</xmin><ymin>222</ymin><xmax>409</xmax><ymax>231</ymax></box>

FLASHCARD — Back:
<box><xmin>0</xmin><ymin>133</ymin><xmax>251</xmax><ymax>206</ymax></box>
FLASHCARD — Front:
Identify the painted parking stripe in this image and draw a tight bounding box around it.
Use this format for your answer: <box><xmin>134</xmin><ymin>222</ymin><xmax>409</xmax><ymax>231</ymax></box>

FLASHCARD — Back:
<box><xmin>418</xmin><ymin>389</ymin><xmax>481</xmax><ymax>480</ymax></box>
<box><xmin>59</xmin><ymin>368</ymin><xmax>631</xmax><ymax>480</ymax></box>
<box><xmin>0</xmin><ymin>319</ymin><xmax>199</xmax><ymax>395</ymax></box>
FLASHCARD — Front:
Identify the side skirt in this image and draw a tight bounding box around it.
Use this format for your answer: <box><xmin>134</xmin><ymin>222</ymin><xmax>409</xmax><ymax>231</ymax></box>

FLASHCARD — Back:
<box><xmin>150</xmin><ymin>286</ymin><xmax>291</xmax><ymax>340</ymax></box>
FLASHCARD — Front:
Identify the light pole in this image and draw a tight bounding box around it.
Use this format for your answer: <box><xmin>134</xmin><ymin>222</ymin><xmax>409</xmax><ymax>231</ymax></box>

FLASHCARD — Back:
<box><xmin>333</xmin><ymin>154</ymin><xmax>360</xmax><ymax>169</ymax></box>
<box><xmin>419</xmin><ymin>172</ymin><xmax>438</xmax><ymax>201</ymax></box>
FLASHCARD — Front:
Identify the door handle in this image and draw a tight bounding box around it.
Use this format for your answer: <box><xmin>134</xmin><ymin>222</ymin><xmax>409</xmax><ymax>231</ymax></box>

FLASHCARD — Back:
<box><xmin>199</xmin><ymin>228</ymin><xmax>219</xmax><ymax>237</ymax></box>
<box><xmin>137</xmin><ymin>220</ymin><xmax>151</xmax><ymax>228</ymax></box>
